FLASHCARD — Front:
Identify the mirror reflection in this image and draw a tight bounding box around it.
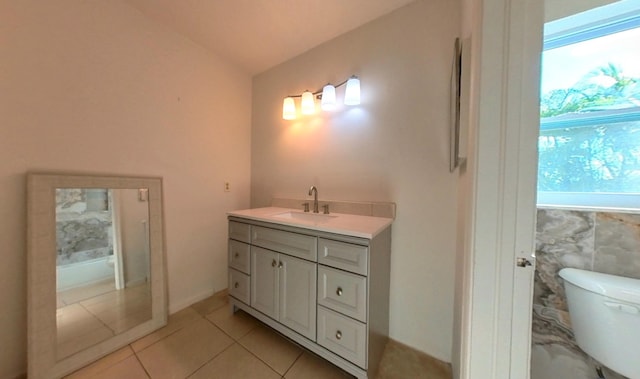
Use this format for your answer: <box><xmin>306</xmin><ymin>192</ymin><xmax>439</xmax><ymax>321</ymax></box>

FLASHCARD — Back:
<box><xmin>55</xmin><ymin>188</ymin><xmax>151</xmax><ymax>359</ymax></box>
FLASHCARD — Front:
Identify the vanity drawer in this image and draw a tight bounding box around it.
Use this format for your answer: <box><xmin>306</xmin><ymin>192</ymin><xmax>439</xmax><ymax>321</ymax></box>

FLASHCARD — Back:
<box><xmin>229</xmin><ymin>269</ymin><xmax>250</xmax><ymax>305</ymax></box>
<box><xmin>228</xmin><ymin>240</ymin><xmax>250</xmax><ymax>274</ymax></box>
<box><xmin>317</xmin><ymin>306</ymin><xmax>367</xmax><ymax>369</ymax></box>
<box><xmin>252</xmin><ymin>226</ymin><xmax>317</xmax><ymax>261</ymax></box>
<box><xmin>229</xmin><ymin>221</ymin><xmax>251</xmax><ymax>243</ymax></box>
<box><xmin>318</xmin><ymin>265</ymin><xmax>367</xmax><ymax>323</ymax></box>
<box><xmin>318</xmin><ymin>238</ymin><xmax>368</xmax><ymax>275</ymax></box>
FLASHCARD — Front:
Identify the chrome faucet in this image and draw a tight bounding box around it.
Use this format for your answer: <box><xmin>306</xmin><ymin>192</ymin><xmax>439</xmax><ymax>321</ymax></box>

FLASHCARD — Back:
<box><xmin>308</xmin><ymin>186</ymin><xmax>319</xmax><ymax>213</ymax></box>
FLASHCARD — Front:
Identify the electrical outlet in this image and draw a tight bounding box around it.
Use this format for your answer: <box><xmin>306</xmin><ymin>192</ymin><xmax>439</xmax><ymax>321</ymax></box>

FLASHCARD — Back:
<box><xmin>224</xmin><ymin>181</ymin><xmax>231</xmax><ymax>192</ymax></box>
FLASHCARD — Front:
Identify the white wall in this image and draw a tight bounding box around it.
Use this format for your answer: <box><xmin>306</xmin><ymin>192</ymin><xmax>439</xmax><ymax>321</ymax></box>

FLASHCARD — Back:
<box><xmin>251</xmin><ymin>0</ymin><xmax>460</xmax><ymax>362</ymax></box>
<box><xmin>0</xmin><ymin>1</ymin><xmax>251</xmax><ymax>377</ymax></box>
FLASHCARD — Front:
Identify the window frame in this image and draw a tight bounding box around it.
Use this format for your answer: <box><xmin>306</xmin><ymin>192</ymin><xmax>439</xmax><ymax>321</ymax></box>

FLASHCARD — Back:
<box><xmin>538</xmin><ymin>7</ymin><xmax>640</xmax><ymax>210</ymax></box>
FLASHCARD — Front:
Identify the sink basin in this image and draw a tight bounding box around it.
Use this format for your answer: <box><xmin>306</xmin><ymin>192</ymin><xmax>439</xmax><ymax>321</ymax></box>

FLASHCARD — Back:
<box><xmin>272</xmin><ymin>211</ymin><xmax>337</xmax><ymax>224</ymax></box>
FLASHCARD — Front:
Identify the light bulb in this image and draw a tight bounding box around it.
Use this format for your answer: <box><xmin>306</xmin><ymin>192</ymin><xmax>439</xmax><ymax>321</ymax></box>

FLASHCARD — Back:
<box><xmin>321</xmin><ymin>84</ymin><xmax>336</xmax><ymax>111</ymax></box>
<box><xmin>282</xmin><ymin>97</ymin><xmax>296</xmax><ymax>120</ymax></box>
<box><xmin>344</xmin><ymin>76</ymin><xmax>360</xmax><ymax>105</ymax></box>
<box><xmin>301</xmin><ymin>91</ymin><xmax>315</xmax><ymax>115</ymax></box>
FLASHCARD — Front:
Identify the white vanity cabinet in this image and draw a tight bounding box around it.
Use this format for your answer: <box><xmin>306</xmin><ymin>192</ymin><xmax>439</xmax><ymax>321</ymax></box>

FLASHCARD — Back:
<box><xmin>227</xmin><ymin>211</ymin><xmax>392</xmax><ymax>379</ymax></box>
<box><xmin>251</xmin><ymin>246</ymin><xmax>317</xmax><ymax>340</ymax></box>
<box><xmin>316</xmin><ymin>238</ymin><xmax>370</xmax><ymax>368</ymax></box>
<box><xmin>228</xmin><ymin>221</ymin><xmax>251</xmax><ymax>305</ymax></box>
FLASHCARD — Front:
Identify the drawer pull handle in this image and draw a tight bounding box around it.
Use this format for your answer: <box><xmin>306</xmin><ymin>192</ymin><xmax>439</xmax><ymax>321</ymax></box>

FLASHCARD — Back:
<box><xmin>336</xmin><ymin>287</ymin><xmax>343</xmax><ymax>296</ymax></box>
<box><xmin>234</xmin><ymin>282</ymin><xmax>239</xmax><ymax>289</ymax></box>
<box><xmin>335</xmin><ymin>330</ymin><xmax>342</xmax><ymax>340</ymax></box>
<box><xmin>272</xmin><ymin>259</ymin><xmax>277</xmax><ymax>267</ymax></box>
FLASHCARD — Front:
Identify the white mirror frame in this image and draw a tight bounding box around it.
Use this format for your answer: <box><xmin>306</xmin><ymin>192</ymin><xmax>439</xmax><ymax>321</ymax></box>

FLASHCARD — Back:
<box><xmin>27</xmin><ymin>173</ymin><xmax>167</xmax><ymax>379</ymax></box>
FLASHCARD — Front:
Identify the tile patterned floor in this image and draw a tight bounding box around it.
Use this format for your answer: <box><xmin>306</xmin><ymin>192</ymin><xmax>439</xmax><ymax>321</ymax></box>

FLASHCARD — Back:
<box><xmin>56</xmin><ymin>282</ymin><xmax>151</xmax><ymax>360</ymax></box>
<box><xmin>65</xmin><ymin>292</ymin><xmax>452</xmax><ymax>379</ymax></box>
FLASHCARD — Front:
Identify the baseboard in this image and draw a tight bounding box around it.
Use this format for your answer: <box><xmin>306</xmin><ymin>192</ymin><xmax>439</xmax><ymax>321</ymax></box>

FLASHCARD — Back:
<box><xmin>168</xmin><ymin>288</ymin><xmax>216</xmax><ymax>314</ymax></box>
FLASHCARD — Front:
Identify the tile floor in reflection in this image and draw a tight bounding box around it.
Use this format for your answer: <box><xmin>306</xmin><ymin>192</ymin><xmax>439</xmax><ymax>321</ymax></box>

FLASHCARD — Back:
<box><xmin>65</xmin><ymin>291</ymin><xmax>452</xmax><ymax>379</ymax></box>
<box><xmin>56</xmin><ymin>281</ymin><xmax>151</xmax><ymax>359</ymax></box>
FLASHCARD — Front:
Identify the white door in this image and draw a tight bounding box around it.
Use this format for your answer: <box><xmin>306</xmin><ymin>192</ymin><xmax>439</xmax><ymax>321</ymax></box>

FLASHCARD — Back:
<box><xmin>278</xmin><ymin>254</ymin><xmax>317</xmax><ymax>340</ymax></box>
<box><xmin>250</xmin><ymin>247</ymin><xmax>279</xmax><ymax>320</ymax></box>
<box><xmin>503</xmin><ymin>0</ymin><xmax>543</xmax><ymax>376</ymax></box>
<box><xmin>458</xmin><ymin>0</ymin><xmax>543</xmax><ymax>378</ymax></box>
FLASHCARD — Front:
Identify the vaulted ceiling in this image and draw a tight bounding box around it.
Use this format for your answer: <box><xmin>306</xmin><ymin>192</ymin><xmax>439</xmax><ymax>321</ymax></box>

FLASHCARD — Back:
<box><xmin>125</xmin><ymin>0</ymin><xmax>417</xmax><ymax>75</ymax></box>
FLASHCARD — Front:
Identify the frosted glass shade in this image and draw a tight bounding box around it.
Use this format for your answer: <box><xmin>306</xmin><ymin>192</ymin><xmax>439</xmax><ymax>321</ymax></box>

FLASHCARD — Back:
<box><xmin>321</xmin><ymin>84</ymin><xmax>336</xmax><ymax>110</ymax></box>
<box><xmin>344</xmin><ymin>77</ymin><xmax>361</xmax><ymax>105</ymax></box>
<box><xmin>282</xmin><ymin>97</ymin><xmax>296</xmax><ymax>120</ymax></box>
<box><xmin>301</xmin><ymin>91</ymin><xmax>315</xmax><ymax>115</ymax></box>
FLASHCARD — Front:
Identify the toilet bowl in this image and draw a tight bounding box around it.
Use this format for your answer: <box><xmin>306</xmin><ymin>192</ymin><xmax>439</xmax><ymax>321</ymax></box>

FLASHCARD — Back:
<box><xmin>559</xmin><ymin>268</ymin><xmax>640</xmax><ymax>379</ymax></box>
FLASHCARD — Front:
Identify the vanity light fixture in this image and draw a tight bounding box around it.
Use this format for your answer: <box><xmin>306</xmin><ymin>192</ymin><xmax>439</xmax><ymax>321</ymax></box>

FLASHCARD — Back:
<box><xmin>301</xmin><ymin>90</ymin><xmax>316</xmax><ymax>115</ymax></box>
<box><xmin>321</xmin><ymin>84</ymin><xmax>336</xmax><ymax>110</ymax></box>
<box><xmin>282</xmin><ymin>75</ymin><xmax>360</xmax><ymax>120</ymax></box>
<box><xmin>282</xmin><ymin>97</ymin><xmax>296</xmax><ymax>120</ymax></box>
<box><xmin>344</xmin><ymin>76</ymin><xmax>361</xmax><ymax>105</ymax></box>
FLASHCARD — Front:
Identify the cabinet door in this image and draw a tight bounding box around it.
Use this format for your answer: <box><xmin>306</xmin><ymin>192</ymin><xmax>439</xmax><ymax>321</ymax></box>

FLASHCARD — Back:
<box><xmin>228</xmin><ymin>240</ymin><xmax>250</xmax><ymax>274</ymax></box>
<box><xmin>228</xmin><ymin>269</ymin><xmax>250</xmax><ymax>305</ymax></box>
<box><xmin>251</xmin><ymin>247</ymin><xmax>279</xmax><ymax>320</ymax></box>
<box><xmin>318</xmin><ymin>265</ymin><xmax>367</xmax><ymax>322</ymax></box>
<box><xmin>279</xmin><ymin>254</ymin><xmax>317</xmax><ymax>341</ymax></box>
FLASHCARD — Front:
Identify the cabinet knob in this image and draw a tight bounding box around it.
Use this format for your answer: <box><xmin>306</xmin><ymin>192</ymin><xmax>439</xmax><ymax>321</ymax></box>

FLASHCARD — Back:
<box><xmin>272</xmin><ymin>259</ymin><xmax>277</xmax><ymax>267</ymax></box>
<box><xmin>336</xmin><ymin>287</ymin><xmax>343</xmax><ymax>296</ymax></box>
<box><xmin>335</xmin><ymin>330</ymin><xmax>342</xmax><ymax>340</ymax></box>
<box><xmin>234</xmin><ymin>282</ymin><xmax>239</xmax><ymax>289</ymax></box>
<box><xmin>278</xmin><ymin>261</ymin><xmax>283</xmax><ymax>268</ymax></box>
<box><xmin>234</xmin><ymin>252</ymin><xmax>239</xmax><ymax>258</ymax></box>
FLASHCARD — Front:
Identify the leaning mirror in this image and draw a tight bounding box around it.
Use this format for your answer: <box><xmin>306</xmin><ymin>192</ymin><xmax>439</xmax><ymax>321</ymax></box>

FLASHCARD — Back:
<box><xmin>27</xmin><ymin>173</ymin><xmax>167</xmax><ymax>379</ymax></box>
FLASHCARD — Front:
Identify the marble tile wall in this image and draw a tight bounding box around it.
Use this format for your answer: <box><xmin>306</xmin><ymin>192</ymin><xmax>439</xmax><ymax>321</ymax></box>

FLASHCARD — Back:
<box><xmin>56</xmin><ymin>189</ymin><xmax>114</xmax><ymax>266</ymax></box>
<box><xmin>531</xmin><ymin>208</ymin><xmax>640</xmax><ymax>379</ymax></box>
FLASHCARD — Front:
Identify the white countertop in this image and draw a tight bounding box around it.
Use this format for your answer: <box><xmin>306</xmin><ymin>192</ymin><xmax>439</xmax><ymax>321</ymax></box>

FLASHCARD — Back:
<box><xmin>227</xmin><ymin>207</ymin><xmax>393</xmax><ymax>239</ymax></box>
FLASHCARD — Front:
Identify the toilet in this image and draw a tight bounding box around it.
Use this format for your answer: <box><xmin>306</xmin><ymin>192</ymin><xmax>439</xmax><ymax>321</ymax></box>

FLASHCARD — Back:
<box><xmin>559</xmin><ymin>268</ymin><xmax>640</xmax><ymax>379</ymax></box>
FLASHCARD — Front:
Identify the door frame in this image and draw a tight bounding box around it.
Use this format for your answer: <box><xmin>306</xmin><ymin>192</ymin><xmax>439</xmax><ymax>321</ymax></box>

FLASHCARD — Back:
<box><xmin>456</xmin><ymin>0</ymin><xmax>543</xmax><ymax>378</ymax></box>
<box><xmin>111</xmin><ymin>189</ymin><xmax>126</xmax><ymax>290</ymax></box>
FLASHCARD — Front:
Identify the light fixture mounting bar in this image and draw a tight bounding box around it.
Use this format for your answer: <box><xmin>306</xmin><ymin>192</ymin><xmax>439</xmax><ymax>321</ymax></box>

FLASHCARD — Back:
<box><xmin>282</xmin><ymin>75</ymin><xmax>360</xmax><ymax>120</ymax></box>
<box><xmin>285</xmin><ymin>76</ymin><xmax>355</xmax><ymax>98</ymax></box>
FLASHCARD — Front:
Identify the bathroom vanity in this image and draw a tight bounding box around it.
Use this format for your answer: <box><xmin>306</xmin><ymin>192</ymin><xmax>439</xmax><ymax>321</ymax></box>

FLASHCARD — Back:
<box><xmin>227</xmin><ymin>207</ymin><xmax>392</xmax><ymax>379</ymax></box>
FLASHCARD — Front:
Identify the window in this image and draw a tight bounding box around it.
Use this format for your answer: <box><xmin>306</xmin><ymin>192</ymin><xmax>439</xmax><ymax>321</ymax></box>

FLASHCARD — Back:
<box><xmin>538</xmin><ymin>1</ymin><xmax>640</xmax><ymax>210</ymax></box>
